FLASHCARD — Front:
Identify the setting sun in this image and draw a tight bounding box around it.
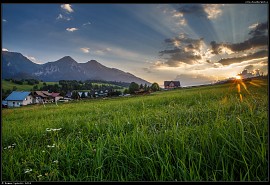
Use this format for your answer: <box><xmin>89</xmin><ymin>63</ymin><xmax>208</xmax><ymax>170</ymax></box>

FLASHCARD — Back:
<box><xmin>235</xmin><ymin>75</ymin><xmax>242</xmax><ymax>80</ymax></box>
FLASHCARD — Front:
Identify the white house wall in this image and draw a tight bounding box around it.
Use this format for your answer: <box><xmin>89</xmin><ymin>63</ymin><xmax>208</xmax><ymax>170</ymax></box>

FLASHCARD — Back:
<box><xmin>7</xmin><ymin>95</ymin><xmax>34</xmax><ymax>108</ymax></box>
<box><xmin>22</xmin><ymin>95</ymin><xmax>34</xmax><ymax>105</ymax></box>
<box><xmin>7</xmin><ymin>101</ymin><xmax>22</xmax><ymax>107</ymax></box>
<box><xmin>55</xmin><ymin>96</ymin><xmax>63</xmax><ymax>102</ymax></box>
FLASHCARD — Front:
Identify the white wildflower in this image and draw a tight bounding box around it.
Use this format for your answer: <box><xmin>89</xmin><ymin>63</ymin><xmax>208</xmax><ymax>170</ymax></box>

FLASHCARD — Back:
<box><xmin>8</xmin><ymin>146</ymin><xmax>11</xmax><ymax>149</ymax></box>
<box><xmin>37</xmin><ymin>175</ymin><xmax>43</xmax><ymax>178</ymax></box>
<box><xmin>53</xmin><ymin>160</ymin><xmax>58</xmax><ymax>163</ymax></box>
<box><xmin>24</xmin><ymin>168</ymin><xmax>32</xmax><ymax>173</ymax></box>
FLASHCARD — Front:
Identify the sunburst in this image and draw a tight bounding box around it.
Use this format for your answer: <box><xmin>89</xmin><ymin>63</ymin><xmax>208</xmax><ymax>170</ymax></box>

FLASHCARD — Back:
<box><xmin>231</xmin><ymin>76</ymin><xmax>266</xmax><ymax>102</ymax></box>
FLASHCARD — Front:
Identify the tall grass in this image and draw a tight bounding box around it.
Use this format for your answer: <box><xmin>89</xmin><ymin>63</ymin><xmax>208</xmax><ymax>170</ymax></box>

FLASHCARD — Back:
<box><xmin>2</xmin><ymin>79</ymin><xmax>268</xmax><ymax>181</ymax></box>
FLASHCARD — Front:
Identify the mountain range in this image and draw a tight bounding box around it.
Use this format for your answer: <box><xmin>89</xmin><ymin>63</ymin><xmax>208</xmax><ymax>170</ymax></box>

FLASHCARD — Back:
<box><xmin>2</xmin><ymin>51</ymin><xmax>151</xmax><ymax>85</ymax></box>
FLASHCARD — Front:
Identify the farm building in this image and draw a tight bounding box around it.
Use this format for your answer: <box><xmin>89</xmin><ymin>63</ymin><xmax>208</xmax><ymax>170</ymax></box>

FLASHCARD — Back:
<box><xmin>51</xmin><ymin>92</ymin><xmax>63</xmax><ymax>102</ymax></box>
<box><xmin>32</xmin><ymin>91</ymin><xmax>63</xmax><ymax>103</ymax></box>
<box><xmin>5</xmin><ymin>91</ymin><xmax>35</xmax><ymax>108</ymax></box>
<box><xmin>32</xmin><ymin>91</ymin><xmax>53</xmax><ymax>103</ymax></box>
<box><xmin>164</xmin><ymin>81</ymin><xmax>181</xmax><ymax>89</ymax></box>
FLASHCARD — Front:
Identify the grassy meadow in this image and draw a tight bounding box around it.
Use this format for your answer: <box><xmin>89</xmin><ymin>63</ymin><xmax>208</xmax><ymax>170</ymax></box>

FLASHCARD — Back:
<box><xmin>2</xmin><ymin>80</ymin><xmax>59</xmax><ymax>91</ymax></box>
<box><xmin>1</xmin><ymin>78</ymin><xmax>268</xmax><ymax>181</ymax></box>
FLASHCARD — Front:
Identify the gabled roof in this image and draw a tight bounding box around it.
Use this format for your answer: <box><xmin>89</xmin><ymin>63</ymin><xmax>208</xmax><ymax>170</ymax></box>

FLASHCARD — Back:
<box><xmin>34</xmin><ymin>91</ymin><xmax>53</xmax><ymax>98</ymax></box>
<box><xmin>34</xmin><ymin>91</ymin><xmax>48</xmax><ymax>98</ymax></box>
<box><xmin>42</xmin><ymin>91</ymin><xmax>52</xmax><ymax>96</ymax></box>
<box><xmin>5</xmin><ymin>91</ymin><xmax>31</xmax><ymax>101</ymax></box>
<box><xmin>51</xmin><ymin>92</ymin><xmax>60</xmax><ymax>97</ymax></box>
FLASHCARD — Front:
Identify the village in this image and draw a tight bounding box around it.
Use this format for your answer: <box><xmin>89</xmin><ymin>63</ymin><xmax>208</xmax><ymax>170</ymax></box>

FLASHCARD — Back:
<box><xmin>2</xmin><ymin>80</ymin><xmax>182</xmax><ymax>108</ymax></box>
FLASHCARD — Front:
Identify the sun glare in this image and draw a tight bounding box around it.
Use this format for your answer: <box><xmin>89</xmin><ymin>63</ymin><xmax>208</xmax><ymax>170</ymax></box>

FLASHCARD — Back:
<box><xmin>235</xmin><ymin>75</ymin><xmax>241</xmax><ymax>80</ymax></box>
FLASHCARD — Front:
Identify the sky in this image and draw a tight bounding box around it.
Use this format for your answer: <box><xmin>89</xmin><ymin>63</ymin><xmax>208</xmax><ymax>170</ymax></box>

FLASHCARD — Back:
<box><xmin>2</xmin><ymin>3</ymin><xmax>268</xmax><ymax>87</ymax></box>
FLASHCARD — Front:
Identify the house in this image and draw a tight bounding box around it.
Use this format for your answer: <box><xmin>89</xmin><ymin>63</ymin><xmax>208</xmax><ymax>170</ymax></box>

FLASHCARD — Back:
<box><xmin>78</xmin><ymin>92</ymin><xmax>89</xmax><ymax>98</ymax></box>
<box><xmin>65</xmin><ymin>91</ymin><xmax>72</xmax><ymax>98</ymax></box>
<box><xmin>51</xmin><ymin>92</ymin><xmax>63</xmax><ymax>102</ymax></box>
<box><xmin>5</xmin><ymin>91</ymin><xmax>34</xmax><ymax>108</ymax></box>
<box><xmin>32</xmin><ymin>91</ymin><xmax>53</xmax><ymax>103</ymax></box>
<box><xmin>164</xmin><ymin>81</ymin><xmax>181</xmax><ymax>89</ymax></box>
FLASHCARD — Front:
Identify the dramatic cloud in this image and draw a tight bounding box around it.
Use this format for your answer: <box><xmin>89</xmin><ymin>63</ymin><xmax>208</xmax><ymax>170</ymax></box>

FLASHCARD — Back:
<box><xmin>218</xmin><ymin>50</ymin><xmax>268</xmax><ymax>65</ymax></box>
<box><xmin>66</xmin><ymin>27</ymin><xmax>78</xmax><ymax>32</ymax></box>
<box><xmin>210</xmin><ymin>41</ymin><xmax>223</xmax><ymax>54</ymax></box>
<box><xmin>61</xmin><ymin>4</ymin><xmax>74</xmax><ymax>13</ymax></box>
<box><xmin>171</xmin><ymin>10</ymin><xmax>186</xmax><ymax>26</ymax></box>
<box><xmin>56</xmin><ymin>14</ymin><xmax>71</xmax><ymax>21</ymax></box>
<box><xmin>176</xmin><ymin>4</ymin><xmax>219</xmax><ymax>42</ymax></box>
<box><xmin>2</xmin><ymin>48</ymin><xmax>8</xmax><ymax>51</ymax></box>
<box><xmin>249</xmin><ymin>23</ymin><xmax>259</xmax><ymax>29</ymax></box>
<box><xmin>248</xmin><ymin>21</ymin><xmax>268</xmax><ymax>37</ymax></box>
<box><xmin>159</xmin><ymin>34</ymin><xmax>204</xmax><ymax>66</ymax></box>
<box><xmin>203</xmin><ymin>4</ymin><xmax>223</xmax><ymax>19</ymax></box>
<box><xmin>210</xmin><ymin>21</ymin><xmax>268</xmax><ymax>53</ymax></box>
<box><xmin>80</xmin><ymin>47</ymin><xmax>90</xmax><ymax>53</ymax></box>
<box><xmin>177</xmin><ymin>4</ymin><xmax>223</xmax><ymax>20</ymax></box>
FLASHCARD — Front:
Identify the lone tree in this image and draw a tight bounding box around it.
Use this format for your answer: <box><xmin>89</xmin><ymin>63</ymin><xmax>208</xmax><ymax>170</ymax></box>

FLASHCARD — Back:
<box><xmin>129</xmin><ymin>82</ymin><xmax>139</xmax><ymax>94</ymax></box>
<box><xmin>151</xmin><ymin>82</ymin><xmax>160</xmax><ymax>92</ymax></box>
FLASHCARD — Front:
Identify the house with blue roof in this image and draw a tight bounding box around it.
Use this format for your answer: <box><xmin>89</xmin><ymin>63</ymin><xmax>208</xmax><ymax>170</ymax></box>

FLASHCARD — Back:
<box><xmin>5</xmin><ymin>91</ymin><xmax>34</xmax><ymax>108</ymax></box>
